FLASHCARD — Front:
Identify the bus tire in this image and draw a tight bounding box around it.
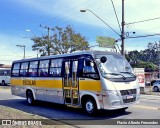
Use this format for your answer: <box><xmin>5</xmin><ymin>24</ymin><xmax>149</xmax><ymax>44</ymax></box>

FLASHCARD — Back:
<box><xmin>82</xmin><ymin>98</ymin><xmax>98</xmax><ymax>116</ymax></box>
<box><xmin>1</xmin><ymin>80</ymin><xmax>6</xmax><ymax>86</ymax></box>
<box><xmin>26</xmin><ymin>91</ymin><xmax>35</xmax><ymax>105</ymax></box>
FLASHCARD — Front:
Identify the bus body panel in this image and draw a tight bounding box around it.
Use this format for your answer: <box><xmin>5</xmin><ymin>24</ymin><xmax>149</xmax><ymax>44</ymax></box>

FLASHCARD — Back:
<box><xmin>11</xmin><ymin>77</ymin><xmax>63</xmax><ymax>103</ymax></box>
<box><xmin>10</xmin><ymin>50</ymin><xmax>140</xmax><ymax>112</ymax></box>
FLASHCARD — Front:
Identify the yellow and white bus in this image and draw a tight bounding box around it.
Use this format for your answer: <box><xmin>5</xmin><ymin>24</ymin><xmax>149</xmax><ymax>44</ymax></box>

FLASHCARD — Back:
<box><xmin>11</xmin><ymin>50</ymin><xmax>140</xmax><ymax>115</ymax></box>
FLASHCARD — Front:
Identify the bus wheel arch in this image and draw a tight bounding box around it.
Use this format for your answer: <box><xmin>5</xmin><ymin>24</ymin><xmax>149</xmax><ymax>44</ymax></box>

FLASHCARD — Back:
<box><xmin>26</xmin><ymin>89</ymin><xmax>35</xmax><ymax>105</ymax></box>
<box><xmin>81</xmin><ymin>95</ymin><xmax>98</xmax><ymax>116</ymax></box>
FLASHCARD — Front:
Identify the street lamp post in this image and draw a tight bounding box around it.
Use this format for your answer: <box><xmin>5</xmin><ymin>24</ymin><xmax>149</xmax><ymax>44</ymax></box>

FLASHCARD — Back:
<box><xmin>80</xmin><ymin>9</ymin><xmax>120</xmax><ymax>37</ymax></box>
<box><xmin>16</xmin><ymin>45</ymin><xmax>26</xmax><ymax>59</ymax></box>
<box><xmin>80</xmin><ymin>0</ymin><xmax>125</xmax><ymax>56</ymax></box>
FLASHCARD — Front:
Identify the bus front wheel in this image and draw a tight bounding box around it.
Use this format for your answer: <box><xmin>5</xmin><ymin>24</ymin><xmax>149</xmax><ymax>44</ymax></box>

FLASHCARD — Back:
<box><xmin>82</xmin><ymin>98</ymin><xmax>98</xmax><ymax>116</ymax></box>
<box><xmin>26</xmin><ymin>91</ymin><xmax>35</xmax><ymax>105</ymax></box>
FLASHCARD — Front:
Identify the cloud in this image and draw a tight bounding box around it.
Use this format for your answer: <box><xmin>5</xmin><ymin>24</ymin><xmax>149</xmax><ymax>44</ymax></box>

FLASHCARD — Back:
<box><xmin>8</xmin><ymin>0</ymin><xmax>159</xmax><ymax>28</ymax></box>
<box><xmin>0</xmin><ymin>33</ymin><xmax>37</xmax><ymax>65</ymax></box>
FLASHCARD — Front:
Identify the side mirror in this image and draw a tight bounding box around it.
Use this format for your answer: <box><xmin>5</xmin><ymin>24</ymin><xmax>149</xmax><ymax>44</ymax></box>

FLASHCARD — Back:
<box><xmin>100</xmin><ymin>56</ymin><xmax>107</xmax><ymax>63</ymax></box>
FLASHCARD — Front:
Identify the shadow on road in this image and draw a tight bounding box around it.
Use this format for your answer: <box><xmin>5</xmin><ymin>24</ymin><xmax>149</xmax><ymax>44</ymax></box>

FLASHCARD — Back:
<box><xmin>0</xmin><ymin>98</ymin><xmax>131</xmax><ymax>121</ymax></box>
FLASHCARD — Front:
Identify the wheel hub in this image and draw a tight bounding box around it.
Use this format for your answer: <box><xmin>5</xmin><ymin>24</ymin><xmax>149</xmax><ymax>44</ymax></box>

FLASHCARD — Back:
<box><xmin>86</xmin><ymin>101</ymin><xmax>94</xmax><ymax>113</ymax></box>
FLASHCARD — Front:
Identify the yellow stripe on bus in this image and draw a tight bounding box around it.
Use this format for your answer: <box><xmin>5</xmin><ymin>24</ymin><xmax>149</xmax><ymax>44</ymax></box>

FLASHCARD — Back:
<box><xmin>79</xmin><ymin>80</ymin><xmax>101</xmax><ymax>92</ymax></box>
<box><xmin>11</xmin><ymin>79</ymin><xmax>62</xmax><ymax>89</ymax></box>
<box><xmin>11</xmin><ymin>78</ymin><xmax>102</xmax><ymax>92</ymax></box>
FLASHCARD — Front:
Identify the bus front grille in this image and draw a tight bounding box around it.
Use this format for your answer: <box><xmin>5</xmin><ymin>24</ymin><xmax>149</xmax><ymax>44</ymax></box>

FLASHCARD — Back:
<box><xmin>120</xmin><ymin>89</ymin><xmax>136</xmax><ymax>96</ymax></box>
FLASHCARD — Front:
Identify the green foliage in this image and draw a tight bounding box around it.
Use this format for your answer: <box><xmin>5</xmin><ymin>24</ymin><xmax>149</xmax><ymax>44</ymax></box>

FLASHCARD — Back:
<box><xmin>31</xmin><ymin>26</ymin><xmax>89</xmax><ymax>56</ymax></box>
<box><xmin>131</xmin><ymin>60</ymin><xmax>158</xmax><ymax>71</ymax></box>
<box><xmin>126</xmin><ymin>42</ymin><xmax>160</xmax><ymax>71</ymax></box>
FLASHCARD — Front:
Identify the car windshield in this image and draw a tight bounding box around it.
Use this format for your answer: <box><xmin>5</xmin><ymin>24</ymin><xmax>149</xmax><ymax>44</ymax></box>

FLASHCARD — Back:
<box><xmin>95</xmin><ymin>54</ymin><xmax>135</xmax><ymax>79</ymax></box>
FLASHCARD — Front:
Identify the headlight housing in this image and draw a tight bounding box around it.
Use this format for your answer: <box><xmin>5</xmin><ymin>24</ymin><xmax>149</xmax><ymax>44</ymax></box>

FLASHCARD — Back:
<box><xmin>106</xmin><ymin>90</ymin><xmax>118</xmax><ymax>96</ymax></box>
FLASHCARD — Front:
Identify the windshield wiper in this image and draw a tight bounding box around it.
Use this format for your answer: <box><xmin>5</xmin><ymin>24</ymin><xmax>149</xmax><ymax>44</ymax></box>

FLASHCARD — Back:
<box><xmin>105</xmin><ymin>73</ymin><xmax>126</xmax><ymax>80</ymax></box>
<box><xmin>120</xmin><ymin>72</ymin><xmax>136</xmax><ymax>78</ymax></box>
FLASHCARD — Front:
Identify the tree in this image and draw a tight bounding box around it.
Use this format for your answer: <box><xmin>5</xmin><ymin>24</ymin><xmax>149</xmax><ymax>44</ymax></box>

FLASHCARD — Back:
<box><xmin>131</xmin><ymin>60</ymin><xmax>158</xmax><ymax>71</ymax></box>
<box><xmin>31</xmin><ymin>26</ymin><xmax>89</xmax><ymax>56</ymax></box>
<box><xmin>126</xmin><ymin>41</ymin><xmax>160</xmax><ymax>71</ymax></box>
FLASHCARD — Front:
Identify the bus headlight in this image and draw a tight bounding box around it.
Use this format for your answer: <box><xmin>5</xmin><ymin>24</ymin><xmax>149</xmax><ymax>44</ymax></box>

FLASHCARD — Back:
<box><xmin>106</xmin><ymin>90</ymin><xmax>118</xmax><ymax>96</ymax></box>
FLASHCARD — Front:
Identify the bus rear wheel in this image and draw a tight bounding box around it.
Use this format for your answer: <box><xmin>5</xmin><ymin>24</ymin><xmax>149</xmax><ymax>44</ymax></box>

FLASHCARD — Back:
<box><xmin>82</xmin><ymin>98</ymin><xmax>98</xmax><ymax>116</ymax></box>
<box><xmin>1</xmin><ymin>80</ymin><xmax>6</xmax><ymax>86</ymax></box>
<box><xmin>26</xmin><ymin>91</ymin><xmax>35</xmax><ymax>105</ymax></box>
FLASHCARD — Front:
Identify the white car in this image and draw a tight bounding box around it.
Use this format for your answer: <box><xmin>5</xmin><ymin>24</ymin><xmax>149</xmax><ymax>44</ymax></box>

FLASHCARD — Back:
<box><xmin>152</xmin><ymin>80</ymin><xmax>160</xmax><ymax>92</ymax></box>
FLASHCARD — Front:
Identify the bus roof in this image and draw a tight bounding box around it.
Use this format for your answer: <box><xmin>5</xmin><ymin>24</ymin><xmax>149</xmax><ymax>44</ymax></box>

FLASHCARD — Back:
<box><xmin>12</xmin><ymin>50</ymin><xmax>121</xmax><ymax>63</ymax></box>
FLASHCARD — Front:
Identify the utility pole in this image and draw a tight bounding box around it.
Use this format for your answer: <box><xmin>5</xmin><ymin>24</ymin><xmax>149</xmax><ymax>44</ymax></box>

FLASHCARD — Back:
<box><xmin>40</xmin><ymin>24</ymin><xmax>52</xmax><ymax>56</ymax></box>
<box><xmin>16</xmin><ymin>45</ymin><xmax>26</xmax><ymax>59</ymax></box>
<box><xmin>121</xmin><ymin>0</ymin><xmax>125</xmax><ymax>56</ymax></box>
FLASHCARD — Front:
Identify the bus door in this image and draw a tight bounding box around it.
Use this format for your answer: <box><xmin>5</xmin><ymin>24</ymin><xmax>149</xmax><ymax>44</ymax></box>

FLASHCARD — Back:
<box><xmin>62</xmin><ymin>59</ymin><xmax>79</xmax><ymax>106</ymax></box>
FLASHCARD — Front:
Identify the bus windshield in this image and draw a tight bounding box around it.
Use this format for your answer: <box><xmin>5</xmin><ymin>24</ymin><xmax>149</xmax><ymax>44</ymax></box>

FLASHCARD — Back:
<box><xmin>95</xmin><ymin>54</ymin><xmax>135</xmax><ymax>80</ymax></box>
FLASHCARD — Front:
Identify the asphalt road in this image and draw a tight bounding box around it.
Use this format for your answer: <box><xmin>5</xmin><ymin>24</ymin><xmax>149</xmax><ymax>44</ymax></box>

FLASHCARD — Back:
<box><xmin>0</xmin><ymin>86</ymin><xmax>160</xmax><ymax>128</ymax></box>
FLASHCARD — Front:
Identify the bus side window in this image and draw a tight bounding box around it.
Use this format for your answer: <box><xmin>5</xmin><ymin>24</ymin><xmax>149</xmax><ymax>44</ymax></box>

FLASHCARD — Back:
<box><xmin>38</xmin><ymin>60</ymin><xmax>49</xmax><ymax>77</ymax></box>
<box><xmin>83</xmin><ymin>59</ymin><xmax>96</xmax><ymax>73</ymax></box>
<box><xmin>28</xmin><ymin>61</ymin><xmax>38</xmax><ymax>77</ymax></box>
<box><xmin>12</xmin><ymin>63</ymin><xmax>20</xmax><ymax>77</ymax></box>
<box><xmin>20</xmin><ymin>62</ymin><xmax>28</xmax><ymax>77</ymax></box>
<box><xmin>0</xmin><ymin>70</ymin><xmax>3</xmax><ymax>76</ymax></box>
<box><xmin>4</xmin><ymin>71</ymin><xmax>7</xmax><ymax>76</ymax></box>
<box><xmin>78</xmin><ymin>58</ymin><xmax>99</xmax><ymax>79</ymax></box>
<box><xmin>49</xmin><ymin>59</ymin><xmax>62</xmax><ymax>77</ymax></box>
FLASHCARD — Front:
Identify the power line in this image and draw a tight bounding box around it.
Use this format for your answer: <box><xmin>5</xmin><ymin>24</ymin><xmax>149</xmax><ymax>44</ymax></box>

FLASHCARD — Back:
<box><xmin>125</xmin><ymin>16</ymin><xmax>160</xmax><ymax>26</ymax></box>
<box><xmin>126</xmin><ymin>33</ymin><xmax>160</xmax><ymax>39</ymax></box>
<box><xmin>110</xmin><ymin>0</ymin><xmax>121</xmax><ymax>33</ymax></box>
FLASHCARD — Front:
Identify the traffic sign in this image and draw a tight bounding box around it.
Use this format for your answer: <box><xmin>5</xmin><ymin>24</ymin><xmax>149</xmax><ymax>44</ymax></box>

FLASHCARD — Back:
<box><xmin>96</xmin><ymin>36</ymin><xmax>116</xmax><ymax>48</ymax></box>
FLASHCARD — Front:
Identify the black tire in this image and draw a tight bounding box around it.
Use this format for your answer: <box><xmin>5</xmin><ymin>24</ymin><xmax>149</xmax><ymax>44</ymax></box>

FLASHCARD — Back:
<box><xmin>153</xmin><ymin>86</ymin><xmax>159</xmax><ymax>92</ymax></box>
<box><xmin>82</xmin><ymin>98</ymin><xmax>98</xmax><ymax>116</ymax></box>
<box><xmin>26</xmin><ymin>91</ymin><xmax>35</xmax><ymax>105</ymax></box>
<box><xmin>1</xmin><ymin>80</ymin><xmax>6</xmax><ymax>86</ymax></box>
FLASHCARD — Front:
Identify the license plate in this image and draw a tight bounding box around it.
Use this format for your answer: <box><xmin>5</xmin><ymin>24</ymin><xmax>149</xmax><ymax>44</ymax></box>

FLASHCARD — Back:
<box><xmin>126</xmin><ymin>95</ymin><xmax>133</xmax><ymax>99</ymax></box>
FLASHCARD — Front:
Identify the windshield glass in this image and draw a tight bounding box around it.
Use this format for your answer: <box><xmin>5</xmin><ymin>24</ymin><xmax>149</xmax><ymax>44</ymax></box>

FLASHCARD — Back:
<box><xmin>95</xmin><ymin>54</ymin><xmax>135</xmax><ymax>79</ymax></box>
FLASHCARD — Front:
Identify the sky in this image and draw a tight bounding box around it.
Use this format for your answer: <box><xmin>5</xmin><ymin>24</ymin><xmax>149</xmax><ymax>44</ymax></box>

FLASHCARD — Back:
<box><xmin>0</xmin><ymin>0</ymin><xmax>160</xmax><ymax>65</ymax></box>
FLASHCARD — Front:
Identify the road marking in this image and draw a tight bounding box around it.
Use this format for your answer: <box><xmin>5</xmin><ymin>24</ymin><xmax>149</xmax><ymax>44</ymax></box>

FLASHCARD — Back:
<box><xmin>133</xmin><ymin>105</ymin><xmax>160</xmax><ymax>110</ymax></box>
